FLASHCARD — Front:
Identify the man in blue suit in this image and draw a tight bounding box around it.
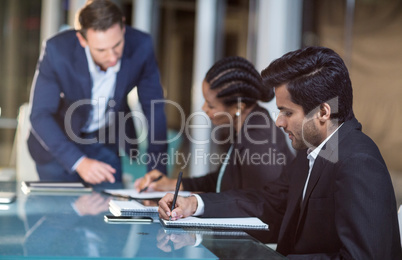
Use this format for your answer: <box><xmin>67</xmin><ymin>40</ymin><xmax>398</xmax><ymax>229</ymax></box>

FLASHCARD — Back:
<box><xmin>28</xmin><ymin>0</ymin><xmax>167</xmax><ymax>185</ymax></box>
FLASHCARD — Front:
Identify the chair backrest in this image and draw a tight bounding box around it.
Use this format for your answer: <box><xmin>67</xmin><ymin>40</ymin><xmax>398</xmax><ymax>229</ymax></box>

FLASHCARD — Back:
<box><xmin>15</xmin><ymin>103</ymin><xmax>38</xmax><ymax>181</ymax></box>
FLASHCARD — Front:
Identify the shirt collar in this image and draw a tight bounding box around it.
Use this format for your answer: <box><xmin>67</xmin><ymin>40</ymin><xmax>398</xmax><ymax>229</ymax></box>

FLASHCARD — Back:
<box><xmin>307</xmin><ymin>123</ymin><xmax>344</xmax><ymax>160</ymax></box>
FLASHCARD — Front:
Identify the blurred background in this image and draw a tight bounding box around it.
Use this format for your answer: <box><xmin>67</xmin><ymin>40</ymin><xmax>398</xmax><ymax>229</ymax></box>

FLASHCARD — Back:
<box><xmin>0</xmin><ymin>0</ymin><xmax>401</xmax><ymax>203</ymax></box>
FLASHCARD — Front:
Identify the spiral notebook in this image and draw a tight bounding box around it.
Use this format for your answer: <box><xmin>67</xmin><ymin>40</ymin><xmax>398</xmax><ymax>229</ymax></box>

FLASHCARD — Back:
<box><xmin>160</xmin><ymin>216</ymin><xmax>269</xmax><ymax>231</ymax></box>
<box><xmin>109</xmin><ymin>199</ymin><xmax>158</xmax><ymax>216</ymax></box>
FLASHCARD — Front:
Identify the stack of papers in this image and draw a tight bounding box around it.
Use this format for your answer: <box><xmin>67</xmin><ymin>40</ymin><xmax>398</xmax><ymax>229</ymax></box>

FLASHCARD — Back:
<box><xmin>21</xmin><ymin>181</ymin><xmax>92</xmax><ymax>194</ymax></box>
<box><xmin>109</xmin><ymin>200</ymin><xmax>159</xmax><ymax>216</ymax></box>
<box><xmin>107</xmin><ymin>190</ymin><xmax>192</xmax><ymax>217</ymax></box>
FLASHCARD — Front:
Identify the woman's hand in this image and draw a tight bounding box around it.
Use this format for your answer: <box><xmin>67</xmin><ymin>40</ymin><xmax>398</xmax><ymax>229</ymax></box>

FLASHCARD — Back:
<box><xmin>158</xmin><ymin>193</ymin><xmax>198</xmax><ymax>220</ymax></box>
<box><xmin>134</xmin><ymin>169</ymin><xmax>179</xmax><ymax>192</ymax></box>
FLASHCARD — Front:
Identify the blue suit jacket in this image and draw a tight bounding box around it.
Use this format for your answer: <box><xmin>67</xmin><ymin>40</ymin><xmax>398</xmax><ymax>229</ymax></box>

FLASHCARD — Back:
<box><xmin>28</xmin><ymin>26</ymin><xmax>167</xmax><ymax>174</ymax></box>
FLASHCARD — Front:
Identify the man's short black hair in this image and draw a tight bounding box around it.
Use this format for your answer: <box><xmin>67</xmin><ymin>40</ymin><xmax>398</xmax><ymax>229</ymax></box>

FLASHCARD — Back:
<box><xmin>261</xmin><ymin>46</ymin><xmax>354</xmax><ymax>123</ymax></box>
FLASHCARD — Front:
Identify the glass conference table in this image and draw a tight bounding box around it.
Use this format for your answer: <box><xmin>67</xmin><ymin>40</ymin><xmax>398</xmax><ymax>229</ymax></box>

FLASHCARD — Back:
<box><xmin>0</xmin><ymin>182</ymin><xmax>285</xmax><ymax>260</ymax></box>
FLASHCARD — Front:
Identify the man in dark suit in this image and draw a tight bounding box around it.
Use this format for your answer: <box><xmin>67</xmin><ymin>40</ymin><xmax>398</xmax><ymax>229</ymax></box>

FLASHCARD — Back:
<box><xmin>28</xmin><ymin>0</ymin><xmax>167</xmax><ymax>185</ymax></box>
<box><xmin>158</xmin><ymin>47</ymin><xmax>402</xmax><ymax>259</ymax></box>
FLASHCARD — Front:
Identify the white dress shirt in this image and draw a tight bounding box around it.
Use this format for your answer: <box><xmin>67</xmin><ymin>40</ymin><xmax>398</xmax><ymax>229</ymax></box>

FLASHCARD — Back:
<box><xmin>71</xmin><ymin>47</ymin><xmax>121</xmax><ymax>171</ymax></box>
<box><xmin>83</xmin><ymin>46</ymin><xmax>121</xmax><ymax>133</ymax></box>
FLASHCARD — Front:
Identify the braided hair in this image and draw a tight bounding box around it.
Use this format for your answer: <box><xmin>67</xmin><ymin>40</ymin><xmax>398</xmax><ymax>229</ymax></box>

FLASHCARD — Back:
<box><xmin>205</xmin><ymin>56</ymin><xmax>274</xmax><ymax>107</ymax></box>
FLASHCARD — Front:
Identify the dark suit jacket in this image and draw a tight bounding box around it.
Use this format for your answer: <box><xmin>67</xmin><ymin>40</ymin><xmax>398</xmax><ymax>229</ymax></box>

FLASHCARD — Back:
<box><xmin>199</xmin><ymin>118</ymin><xmax>402</xmax><ymax>259</ymax></box>
<box><xmin>182</xmin><ymin>105</ymin><xmax>294</xmax><ymax>192</ymax></box>
<box><xmin>28</xmin><ymin>26</ymin><xmax>167</xmax><ymax>174</ymax></box>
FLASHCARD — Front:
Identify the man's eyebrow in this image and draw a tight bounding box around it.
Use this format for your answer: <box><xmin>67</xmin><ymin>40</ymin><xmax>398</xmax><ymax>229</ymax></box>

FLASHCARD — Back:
<box><xmin>278</xmin><ymin>106</ymin><xmax>293</xmax><ymax>112</ymax></box>
<box><xmin>112</xmin><ymin>39</ymin><xmax>122</xmax><ymax>48</ymax></box>
<box><xmin>94</xmin><ymin>39</ymin><xmax>123</xmax><ymax>52</ymax></box>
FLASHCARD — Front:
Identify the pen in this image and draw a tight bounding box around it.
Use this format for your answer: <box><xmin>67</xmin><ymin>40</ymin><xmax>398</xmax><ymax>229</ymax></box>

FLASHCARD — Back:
<box><xmin>139</xmin><ymin>175</ymin><xmax>164</xmax><ymax>193</ymax></box>
<box><xmin>170</xmin><ymin>171</ymin><xmax>183</xmax><ymax>221</ymax></box>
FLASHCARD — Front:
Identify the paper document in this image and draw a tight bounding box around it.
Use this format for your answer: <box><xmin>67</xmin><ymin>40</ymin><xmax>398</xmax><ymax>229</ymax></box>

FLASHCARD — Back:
<box><xmin>104</xmin><ymin>189</ymin><xmax>192</xmax><ymax>199</ymax></box>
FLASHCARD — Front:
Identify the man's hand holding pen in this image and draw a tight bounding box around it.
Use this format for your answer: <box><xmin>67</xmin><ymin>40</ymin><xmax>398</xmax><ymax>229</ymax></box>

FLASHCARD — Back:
<box><xmin>158</xmin><ymin>194</ymin><xmax>198</xmax><ymax>221</ymax></box>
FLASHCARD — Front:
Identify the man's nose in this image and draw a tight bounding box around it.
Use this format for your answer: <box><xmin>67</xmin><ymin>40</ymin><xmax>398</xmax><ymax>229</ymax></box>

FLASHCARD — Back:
<box><xmin>107</xmin><ymin>49</ymin><xmax>118</xmax><ymax>62</ymax></box>
<box><xmin>276</xmin><ymin>115</ymin><xmax>285</xmax><ymax>128</ymax></box>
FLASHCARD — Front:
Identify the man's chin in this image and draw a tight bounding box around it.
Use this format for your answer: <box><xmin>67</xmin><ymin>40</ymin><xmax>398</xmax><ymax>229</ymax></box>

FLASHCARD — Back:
<box><xmin>291</xmin><ymin>141</ymin><xmax>307</xmax><ymax>150</ymax></box>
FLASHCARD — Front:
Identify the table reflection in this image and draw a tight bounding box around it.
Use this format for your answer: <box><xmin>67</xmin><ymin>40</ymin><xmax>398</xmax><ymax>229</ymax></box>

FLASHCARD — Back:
<box><xmin>0</xmin><ymin>183</ymin><xmax>217</xmax><ymax>259</ymax></box>
<box><xmin>23</xmin><ymin>192</ymin><xmax>127</xmax><ymax>257</ymax></box>
<box><xmin>157</xmin><ymin>228</ymin><xmax>197</xmax><ymax>252</ymax></box>
<box><xmin>156</xmin><ymin>228</ymin><xmax>286</xmax><ymax>259</ymax></box>
<box><xmin>73</xmin><ymin>192</ymin><xmax>111</xmax><ymax>216</ymax></box>
<box><xmin>0</xmin><ymin>182</ymin><xmax>284</xmax><ymax>259</ymax></box>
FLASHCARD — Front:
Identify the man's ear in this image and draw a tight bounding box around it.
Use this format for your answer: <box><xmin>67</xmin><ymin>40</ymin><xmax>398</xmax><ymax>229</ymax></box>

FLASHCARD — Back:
<box><xmin>76</xmin><ymin>32</ymin><xmax>87</xmax><ymax>48</ymax></box>
<box><xmin>318</xmin><ymin>103</ymin><xmax>331</xmax><ymax>122</ymax></box>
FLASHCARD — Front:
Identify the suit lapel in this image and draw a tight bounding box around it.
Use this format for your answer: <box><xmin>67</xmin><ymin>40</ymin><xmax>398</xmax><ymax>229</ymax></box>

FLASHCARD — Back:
<box><xmin>291</xmin><ymin>166</ymin><xmax>310</xmax><ymax>214</ymax></box>
<box><xmin>113</xmin><ymin>28</ymin><xmax>134</xmax><ymax>108</ymax></box>
<box><xmin>285</xmin><ymin>152</ymin><xmax>310</xmax><ymax>219</ymax></box>
<box><xmin>297</xmin><ymin>157</ymin><xmax>327</xmax><ymax>234</ymax></box>
<box><xmin>277</xmin><ymin>152</ymin><xmax>309</xmax><ymax>253</ymax></box>
<box><xmin>73</xmin><ymin>43</ymin><xmax>92</xmax><ymax>99</ymax></box>
<box><xmin>113</xmin><ymin>57</ymin><xmax>130</xmax><ymax>107</ymax></box>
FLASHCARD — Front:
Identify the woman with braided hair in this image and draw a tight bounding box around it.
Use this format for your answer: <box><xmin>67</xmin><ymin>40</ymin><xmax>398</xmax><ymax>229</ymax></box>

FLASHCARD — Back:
<box><xmin>135</xmin><ymin>56</ymin><xmax>293</xmax><ymax>193</ymax></box>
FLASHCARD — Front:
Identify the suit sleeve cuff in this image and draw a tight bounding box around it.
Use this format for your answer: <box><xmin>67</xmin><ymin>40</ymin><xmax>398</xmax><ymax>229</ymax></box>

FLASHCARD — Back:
<box><xmin>71</xmin><ymin>156</ymin><xmax>85</xmax><ymax>172</ymax></box>
<box><xmin>192</xmin><ymin>194</ymin><xmax>204</xmax><ymax>216</ymax></box>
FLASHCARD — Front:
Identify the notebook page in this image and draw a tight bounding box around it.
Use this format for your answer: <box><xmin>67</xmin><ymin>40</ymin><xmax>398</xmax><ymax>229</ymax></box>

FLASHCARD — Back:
<box><xmin>161</xmin><ymin>216</ymin><xmax>268</xmax><ymax>230</ymax></box>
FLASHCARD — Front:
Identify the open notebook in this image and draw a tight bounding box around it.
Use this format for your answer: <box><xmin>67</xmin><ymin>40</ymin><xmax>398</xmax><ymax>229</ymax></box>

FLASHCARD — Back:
<box><xmin>160</xmin><ymin>216</ymin><xmax>269</xmax><ymax>231</ymax></box>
